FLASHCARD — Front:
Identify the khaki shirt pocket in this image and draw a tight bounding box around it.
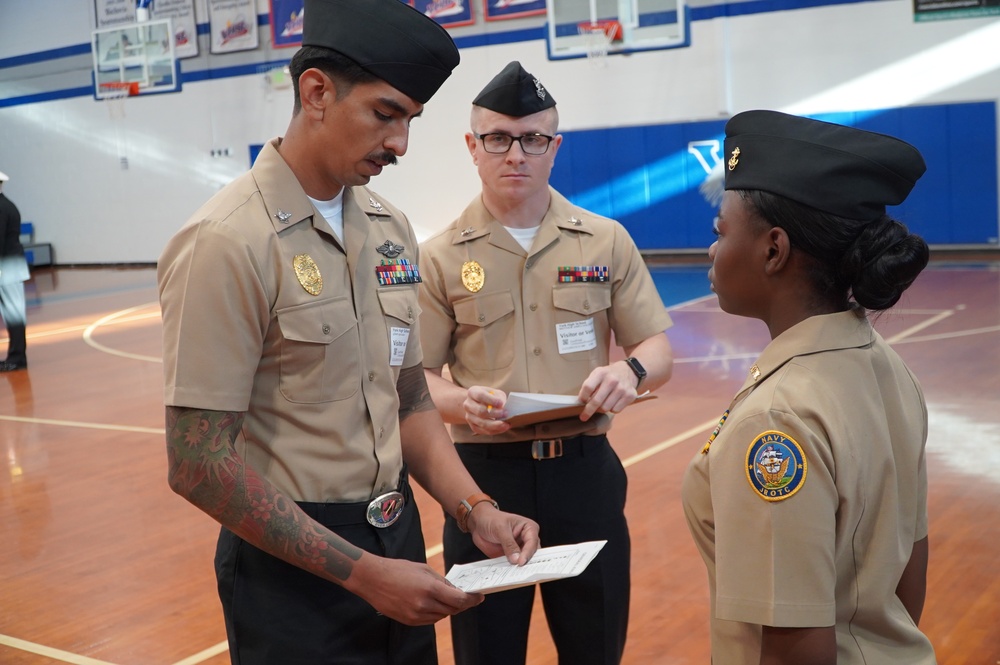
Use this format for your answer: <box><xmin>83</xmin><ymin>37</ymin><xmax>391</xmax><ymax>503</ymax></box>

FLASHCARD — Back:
<box><xmin>276</xmin><ymin>297</ymin><xmax>360</xmax><ymax>403</ymax></box>
<box><xmin>552</xmin><ymin>284</ymin><xmax>612</xmax><ymax>362</ymax></box>
<box><xmin>453</xmin><ymin>290</ymin><xmax>516</xmax><ymax>371</ymax></box>
<box><xmin>377</xmin><ymin>287</ymin><xmax>421</xmax><ymax>367</ymax></box>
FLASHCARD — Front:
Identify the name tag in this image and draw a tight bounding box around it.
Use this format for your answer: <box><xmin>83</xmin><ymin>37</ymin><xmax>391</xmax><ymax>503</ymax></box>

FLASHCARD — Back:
<box><xmin>555</xmin><ymin>319</ymin><xmax>597</xmax><ymax>354</ymax></box>
<box><xmin>390</xmin><ymin>327</ymin><xmax>410</xmax><ymax>366</ymax></box>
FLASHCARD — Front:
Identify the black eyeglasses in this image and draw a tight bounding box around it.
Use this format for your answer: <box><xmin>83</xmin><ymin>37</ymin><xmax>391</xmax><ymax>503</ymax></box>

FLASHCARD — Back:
<box><xmin>474</xmin><ymin>132</ymin><xmax>555</xmax><ymax>155</ymax></box>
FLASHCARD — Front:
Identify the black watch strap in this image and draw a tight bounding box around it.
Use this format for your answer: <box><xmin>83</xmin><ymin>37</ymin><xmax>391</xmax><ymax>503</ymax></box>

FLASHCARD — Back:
<box><xmin>624</xmin><ymin>356</ymin><xmax>647</xmax><ymax>388</ymax></box>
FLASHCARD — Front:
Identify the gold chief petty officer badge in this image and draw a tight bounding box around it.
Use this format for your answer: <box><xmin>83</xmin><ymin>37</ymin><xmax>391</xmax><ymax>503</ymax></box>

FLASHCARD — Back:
<box><xmin>461</xmin><ymin>260</ymin><xmax>485</xmax><ymax>293</ymax></box>
<box><xmin>293</xmin><ymin>254</ymin><xmax>323</xmax><ymax>296</ymax></box>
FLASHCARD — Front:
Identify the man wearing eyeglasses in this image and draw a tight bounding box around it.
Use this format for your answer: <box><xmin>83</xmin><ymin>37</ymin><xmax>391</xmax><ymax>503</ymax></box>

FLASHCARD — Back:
<box><xmin>417</xmin><ymin>61</ymin><xmax>674</xmax><ymax>665</ymax></box>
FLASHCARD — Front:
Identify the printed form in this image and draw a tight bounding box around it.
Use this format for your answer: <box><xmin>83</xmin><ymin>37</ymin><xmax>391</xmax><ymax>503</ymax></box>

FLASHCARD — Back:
<box><xmin>445</xmin><ymin>540</ymin><xmax>607</xmax><ymax>594</ymax></box>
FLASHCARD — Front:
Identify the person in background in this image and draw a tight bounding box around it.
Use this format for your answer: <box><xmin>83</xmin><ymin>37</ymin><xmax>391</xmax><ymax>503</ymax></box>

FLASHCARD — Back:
<box><xmin>0</xmin><ymin>170</ymin><xmax>29</xmax><ymax>373</ymax></box>
<box><xmin>683</xmin><ymin>109</ymin><xmax>937</xmax><ymax>665</ymax></box>
<box><xmin>418</xmin><ymin>61</ymin><xmax>674</xmax><ymax>665</ymax></box>
<box><xmin>156</xmin><ymin>3</ymin><xmax>539</xmax><ymax>664</ymax></box>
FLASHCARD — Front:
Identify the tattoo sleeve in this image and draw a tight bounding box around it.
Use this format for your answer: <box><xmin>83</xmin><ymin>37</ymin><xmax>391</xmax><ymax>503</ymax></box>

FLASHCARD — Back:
<box><xmin>164</xmin><ymin>405</ymin><xmax>362</xmax><ymax>581</ymax></box>
<box><xmin>397</xmin><ymin>364</ymin><xmax>437</xmax><ymax>421</ymax></box>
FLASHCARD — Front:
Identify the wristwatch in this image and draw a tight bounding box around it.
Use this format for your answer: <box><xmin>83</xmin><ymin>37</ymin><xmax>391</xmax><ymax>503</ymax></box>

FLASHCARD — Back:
<box><xmin>456</xmin><ymin>492</ymin><xmax>499</xmax><ymax>533</ymax></box>
<box><xmin>624</xmin><ymin>356</ymin><xmax>647</xmax><ymax>389</ymax></box>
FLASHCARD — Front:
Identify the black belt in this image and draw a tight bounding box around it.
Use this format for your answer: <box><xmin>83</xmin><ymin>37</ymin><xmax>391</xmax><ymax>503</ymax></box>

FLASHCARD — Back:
<box><xmin>458</xmin><ymin>434</ymin><xmax>608</xmax><ymax>460</ymax></box>
<box><xmin>298</xmin><ymin>473</ymin><xmax>411</xmax><ymax>528</ymax></box>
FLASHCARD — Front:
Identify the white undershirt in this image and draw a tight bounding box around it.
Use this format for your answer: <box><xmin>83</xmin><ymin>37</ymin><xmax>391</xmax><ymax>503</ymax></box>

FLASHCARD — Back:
<box><xmin>308</xmin><ymin>191</ymin><xmax>345</xmax><ymax>243</ymax></box>
<box><xmin>504</xmin><ymin>224</ymin><xmax>541</xmax><ymax>253</ymax></box>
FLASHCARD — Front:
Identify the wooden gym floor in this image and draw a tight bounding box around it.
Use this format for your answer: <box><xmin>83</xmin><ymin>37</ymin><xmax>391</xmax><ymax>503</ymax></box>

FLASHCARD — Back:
<box><xmin>1</xmin><ymin>258</ymin><xmax>998</xmax><ymax>664</ymax></box>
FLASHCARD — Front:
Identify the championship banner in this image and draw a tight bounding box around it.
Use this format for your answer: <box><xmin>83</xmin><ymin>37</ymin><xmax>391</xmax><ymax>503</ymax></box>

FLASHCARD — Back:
<box><xmin>483</xmin><ymin>0</ymin><xmax>545</xmax><ymax>22</ymax></box>
<box><xmin>152</xmin><ymin>0</ymin><xmax>198</xmax><ymax>58</ymax></box>
<box><xmin>270</xmin><ymin>0</ymin><xmax>305</xmax><ymax>48</ymax></box>
<box><xmin>415</xmin><ymin>0</ymin><xmax>475</xmax><ymax>28</ymax></box>
<box><xmin>208</xmin><ymin>0</ymin><xmax>259</xmax><ymax>54</ymax></box>
<box><xmin>914</xmin><ymin>0</ymin><xmax>1000</xmax><ymax>21</ymax></box>
<box><xmin>94</xmin><ymin>0</ymin><xmax>137</xmax><ymax>28</ymax></box>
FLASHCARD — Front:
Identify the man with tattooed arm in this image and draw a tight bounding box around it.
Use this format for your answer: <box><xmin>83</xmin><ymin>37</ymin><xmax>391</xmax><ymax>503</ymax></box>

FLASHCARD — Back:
<box><xmin>156</xmin><ymin>1</ymin><xmax>539</xmax><ymax>663</ymax></box>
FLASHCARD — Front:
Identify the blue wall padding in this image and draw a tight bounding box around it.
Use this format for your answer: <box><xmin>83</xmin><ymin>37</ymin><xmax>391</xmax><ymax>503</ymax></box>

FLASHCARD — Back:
<box><xmin>550</xmin><ymin>101</ymin><xmax>998</xmax><ymax>249</ymax></box>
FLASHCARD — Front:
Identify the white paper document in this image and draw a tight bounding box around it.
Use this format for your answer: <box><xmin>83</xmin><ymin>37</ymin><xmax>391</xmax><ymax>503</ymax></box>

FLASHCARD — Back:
<box><xmin>502</xmin><ymin>391</ymin><xmax>656</xmax><ymax>427</ymax></box>
<box><xmin>445</xmin><ymin>540</ymin><xmax>607</xmax><ymax>594</ymax></box>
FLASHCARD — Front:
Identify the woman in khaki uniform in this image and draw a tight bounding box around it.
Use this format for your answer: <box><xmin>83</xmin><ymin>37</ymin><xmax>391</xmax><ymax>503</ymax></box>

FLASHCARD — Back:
<box><xmin>682</xmin><ymin>110</ymin><xmax>937</xmax><ymax>664</ymax></box>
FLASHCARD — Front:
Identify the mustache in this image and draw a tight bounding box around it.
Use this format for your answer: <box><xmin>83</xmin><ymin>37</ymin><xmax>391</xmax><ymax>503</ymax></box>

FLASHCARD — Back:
<box><xmin>367</xmin><ymin>151</ymin><xmax>398</xmax><ymax>167</ymax></box>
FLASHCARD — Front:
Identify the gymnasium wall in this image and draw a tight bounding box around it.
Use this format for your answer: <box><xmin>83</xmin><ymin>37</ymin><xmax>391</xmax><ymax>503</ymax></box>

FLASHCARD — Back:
<box><xmin>0</xmin><ymin>0</ymin><xmax>998</xmax><ymax>263</ymax></box>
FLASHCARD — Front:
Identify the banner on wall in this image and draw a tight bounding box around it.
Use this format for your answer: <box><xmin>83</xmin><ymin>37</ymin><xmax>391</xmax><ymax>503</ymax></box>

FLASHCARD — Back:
<box><xmin>483</xmin><ymin>0</ymin><xmax>545</xmax><ymax>21</ymax></box>
<box><xmin>151</xmin><ymin>0</ymin><xmax>198</xmax><ymax>58</ymax></box>
<box><xmin>209</xmin><ymin>0</ymin><xmax>259</xmax><ymax>53</ymax></box>
<box><xmin>95</xmin><ymin>0</ymin><xmax>137</xmax><ymax>28</ymax></box>
<box><xmin>271</xmin><ymin>0</ymin><xmax>305</xmax><ymax>48</ymax></box>
<box><xmin>914</xmin><ymin>0</ymin><xmax>1000</xmax><ymax>21</ymax></box>
<box><xmin>416</xmin><ymin>0</ymin><xmax>476</xmax><ymax>28</ymax></box>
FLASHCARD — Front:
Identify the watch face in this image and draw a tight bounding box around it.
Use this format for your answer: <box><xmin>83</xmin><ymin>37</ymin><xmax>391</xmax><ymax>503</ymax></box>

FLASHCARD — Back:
<box><xmin>627</xmin><ymin>357</ymin><xmax>646</xmax><ymax>379</ymax></box>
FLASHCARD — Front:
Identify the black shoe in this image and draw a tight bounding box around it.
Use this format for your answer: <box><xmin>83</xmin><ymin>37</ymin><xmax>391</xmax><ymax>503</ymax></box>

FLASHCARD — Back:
<box><xmin>0</xmin><ymin>360</ymin><xmax>27</xmax><ymax>372</ymax></box>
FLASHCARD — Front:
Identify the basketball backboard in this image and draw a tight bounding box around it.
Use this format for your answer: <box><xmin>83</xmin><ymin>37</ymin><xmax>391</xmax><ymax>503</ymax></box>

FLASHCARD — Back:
<box><xmin>546</xmin><ymin>0</ymin><xmax>689</xmax><ymax>60</ymax></box>
<box><xmin>92</xmin><ymin>18</ymin><xmax>180</xmax><ymax>99</ymax></box>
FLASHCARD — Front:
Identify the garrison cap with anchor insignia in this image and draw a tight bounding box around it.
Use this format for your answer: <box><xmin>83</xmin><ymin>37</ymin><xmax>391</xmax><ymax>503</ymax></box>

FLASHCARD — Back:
<box><xmin>473</xmin><ymin>61</ymin><xmax>556</xmax><ymax>117</ymax></box>
<box><xmin>723</xmin><ymin>110</ymin><xmax>926</xmax><ymax>221</ymax></box>
<box><xmin>301</xmin><ymin>0</ymin><xmax>460</xmax><ymax>104</ymax></box>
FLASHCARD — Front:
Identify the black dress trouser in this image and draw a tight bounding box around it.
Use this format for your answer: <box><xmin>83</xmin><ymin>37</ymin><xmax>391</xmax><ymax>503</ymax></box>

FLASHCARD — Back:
<box><xmin>215</xmin><ymin>477</ymin><xmax>436</xmax><ymax>665</ymax></box>
<box><xmin>445</xmin><ymin>435</ymin><xmax>631</xmax><ymax>665</ymax></box>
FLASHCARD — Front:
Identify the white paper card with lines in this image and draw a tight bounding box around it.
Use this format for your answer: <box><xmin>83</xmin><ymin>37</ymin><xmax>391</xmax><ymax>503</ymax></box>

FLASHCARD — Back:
<box><xmin>445</xmin><ymin>540</ymin><xmax>607</xmax><ymax>594</ymax></box>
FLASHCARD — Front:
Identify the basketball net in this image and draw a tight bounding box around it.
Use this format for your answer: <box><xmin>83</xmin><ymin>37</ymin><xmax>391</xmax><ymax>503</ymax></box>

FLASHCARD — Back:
<box><xmin>577</xmin><ymin>20</ymin><xmax>621</xmax><ymax>65</ymax></box>
<box><xmin>100</xmin><ymin>82</ymin><xmax>136</xmax><ymax>169</ymax></box>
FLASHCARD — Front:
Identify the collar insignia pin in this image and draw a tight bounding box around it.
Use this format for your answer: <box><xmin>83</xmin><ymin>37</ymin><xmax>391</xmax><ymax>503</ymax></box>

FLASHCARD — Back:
<box><xmin>369</xmin><ymin>197</ymin><xmax>384</xmax><ymax>213</ymax></box>
<box><xmin>274</xmin><ymin>209</ymin><xmax>292</xmax><ymax>223</ymax></box>
<box><xmin>568</xmin><ymin>217</ymin><xmax>582</xmax><ymax>226</ymax></box>
<box><xmin>376</xmin><ymin>240</ymin><xmax>405</xmax><ymax>258</ymax></box>
<box><xmin>750</xmin><ymin>364</ymin><xmax>761</xmax><ymax>381</ymax></box>
<box><xmin>461</xmin><ymin>227</ymin><xmax>475</xmax><ymax>236</ymax></box>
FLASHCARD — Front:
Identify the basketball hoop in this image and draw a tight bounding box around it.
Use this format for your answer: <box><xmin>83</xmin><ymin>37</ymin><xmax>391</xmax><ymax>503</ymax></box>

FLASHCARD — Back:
<box><xmin>577</xmin><ymin>20</ymin><xmax>622</xmax><ymax>64</ymax></box>
<box><xmin>99</xmin><ymin>81</ymin><xmax>139</xmax><ymax>121</ymax></box>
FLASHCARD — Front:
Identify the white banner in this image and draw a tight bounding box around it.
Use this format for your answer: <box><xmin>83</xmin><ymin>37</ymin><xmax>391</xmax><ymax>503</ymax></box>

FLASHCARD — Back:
<box><xmin>152</xmin><ymin>0</ymin><xmax>199</xmax><ymax>59</ymax></box>
<box><xmin>208</xmin><ymin>0</ymin><xmax>259</xmax><ymax>54</ymax></box>
<box><xmin>94</xmin><ymin>0</ymin><xmax>136</xmax><ymax>29</ymax></box>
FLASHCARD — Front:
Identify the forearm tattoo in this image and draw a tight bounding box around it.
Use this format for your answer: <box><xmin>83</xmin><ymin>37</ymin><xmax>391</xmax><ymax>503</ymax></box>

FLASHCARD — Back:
<box><xmin>165</xmin><ymin>406</ymin><xmax>362</xmax><ymax>580</ymax></box>
<box><xmin>397</xmin><ymin>364</ymin><xmax>437</xmax><ymax>421</ymax></box>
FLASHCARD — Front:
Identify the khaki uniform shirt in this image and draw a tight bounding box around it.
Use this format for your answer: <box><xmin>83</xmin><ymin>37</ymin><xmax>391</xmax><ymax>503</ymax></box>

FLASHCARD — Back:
<box><xmin>159</xmin><ymin>139</ymin><xmax>422</xmax><ymax>503</ymax></box>
<box><xmin>682</xmin><ymin>308</ymin><xmax>936</xmax><ymax>664</ymax></box>
<box><xmin>418</xmin><ymin>187</ymin><xmax>672</xmax><ymax>443</ymax></box>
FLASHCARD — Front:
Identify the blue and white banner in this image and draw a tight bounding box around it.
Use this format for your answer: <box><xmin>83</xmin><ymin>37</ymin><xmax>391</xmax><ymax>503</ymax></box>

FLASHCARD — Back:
<box><xmin>270</xmin><ymin>0</ymin><xmax>305</xmax><ymax>48</ymax></box>
<box><xmin>415</xmin><ymin>0</ymin><xmax>475</xmax><ymax>28</ymax></box>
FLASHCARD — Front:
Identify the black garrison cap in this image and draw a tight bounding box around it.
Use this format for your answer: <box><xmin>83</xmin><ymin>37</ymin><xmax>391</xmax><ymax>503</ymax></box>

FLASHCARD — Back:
<box><xmin>302</xmin><ymin>0</ymin><xmax>460</xmax><ymax>104</ymax></box>
<box><xmin>723</xmin><ymin>110</ymin><xmax>926</xmax><ymax>221</ymax></box>
<box><xmin>473</xmin><ymin>61</ymin><xmax>556</xmax><ymax>117</ymax></box>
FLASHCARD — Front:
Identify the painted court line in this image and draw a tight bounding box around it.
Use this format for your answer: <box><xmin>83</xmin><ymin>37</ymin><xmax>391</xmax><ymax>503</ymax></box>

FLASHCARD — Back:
<box><xmin>0</xmin><ymin>635</ymin><xmax>121</xmax><ymax>665</ymax></box>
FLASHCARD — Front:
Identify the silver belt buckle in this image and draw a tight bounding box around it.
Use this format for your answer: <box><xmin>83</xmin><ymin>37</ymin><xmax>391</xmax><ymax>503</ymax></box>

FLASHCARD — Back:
<box><xmin>366</xmin><ymin>491</ymin><xmax>405</xmax><ymax>528</ymax></box>
<box><xmin>531</xmin><ymin>439</ymin><xmax>563</xmax><ymax>460</ymax></box>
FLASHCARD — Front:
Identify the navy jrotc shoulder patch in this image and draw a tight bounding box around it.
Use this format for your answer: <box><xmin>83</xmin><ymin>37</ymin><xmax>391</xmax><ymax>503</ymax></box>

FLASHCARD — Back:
<box><xmin>745</xmin><ymin>431</ymin><xmax>807</xmax><ymax>501</ymax></box>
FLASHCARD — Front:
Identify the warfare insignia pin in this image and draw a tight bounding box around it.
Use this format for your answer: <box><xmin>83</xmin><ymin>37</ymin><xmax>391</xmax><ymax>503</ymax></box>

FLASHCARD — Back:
<box><xmin>369</xmin><ymin>197</ymin><xmax>384</xmax><ymax>213</ymax></box>
<box><xmin>728</xmin><ymin>147</ymin><xmax>741</xmax><ymax>171</ymax></box>
<box><xmin>293</xmin><ymin>254</ymin><xmax>323</xmax><ymax>295</ymax></box>
<box><xmin>461</xmin><ymin>260</ymin><xmax>485</xmax><ymax>293</ymax></box>
<box><xmin>376</xmin><ymin>240</ymin><xmax>405</xmax><ymax>258</ymax></box>
<box><xmin>274</xmin><ymin>209</ymin><xmax>292</xmax><ymax>223</ymax></box>
<box><xmin>534</xmin><ymin>77</ymin><xmax>546</xmax><ymax>101</ymax></box>
<box><xmin>745</xmin><ymin>430</ymin><xmax>807</xmax><ymax>501</ymax></box>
